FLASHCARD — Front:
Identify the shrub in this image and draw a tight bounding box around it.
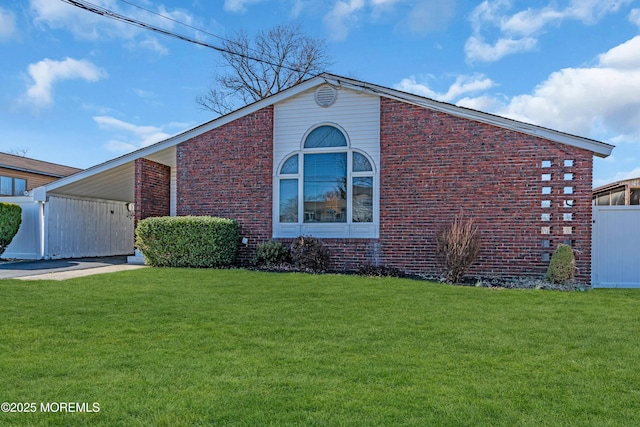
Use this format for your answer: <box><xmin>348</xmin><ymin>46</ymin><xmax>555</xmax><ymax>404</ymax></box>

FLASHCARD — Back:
<box><xmin>290</xmin><ymin>236</ymin><xmax>330</xmax><ymax>273</ymax></box>
<box><xmin>0</xmin><ymin>202</ymin><xmax>22</xmax><ymax>257</ymax></box>
<box><xmin>254</xmin><ymin>240</ymin><xmax>291</xmax><ymax>267</ymax></box>
<box><xmin>546</xmin><ymin>244</ymin><xmax>575</xmax><ymax>284</ymax></box>
<box><xmin>435</xmin><ymin>213</ymin><xmax>481</xmax><ymax>284</ymax></box>
<box><xmin>136</xmin><ymin>216</ymin><xmax>239</xmax><ymax>268</ymax></box>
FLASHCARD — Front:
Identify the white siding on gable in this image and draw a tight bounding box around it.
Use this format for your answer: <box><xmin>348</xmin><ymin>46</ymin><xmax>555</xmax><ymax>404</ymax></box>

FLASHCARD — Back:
<box><xmin>273</xmin><ymin>86</ymin><xmax>381</xmax><ymax>239</ymax></box>
<box><xmin>274</xmin><ymin>87</ymin><xmax>380</xmax><ymax>170</ymax></box>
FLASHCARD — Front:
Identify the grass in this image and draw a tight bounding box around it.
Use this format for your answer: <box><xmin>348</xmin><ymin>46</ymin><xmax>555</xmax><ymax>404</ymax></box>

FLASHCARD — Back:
<box><xmin>1</xmin><ymin>268</ymin><xmax>639</xmax><ymax>426</ymax></box>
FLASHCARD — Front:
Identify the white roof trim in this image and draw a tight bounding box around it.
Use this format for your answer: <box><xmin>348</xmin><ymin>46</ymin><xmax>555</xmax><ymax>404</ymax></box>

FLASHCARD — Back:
<box><xmin>319</xmin><ymin>74</ymin><xmax>614</xmax><ymax>158</ymax></box>
<box><xmin>44</xmin><ymin>72</ymin><xmax>613</xmax><ymax>194</ymax></box>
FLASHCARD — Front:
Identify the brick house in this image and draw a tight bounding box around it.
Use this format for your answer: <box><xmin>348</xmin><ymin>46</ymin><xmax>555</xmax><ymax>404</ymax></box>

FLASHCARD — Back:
<box><xmin>27</xmin><ymin>74</ymin><xmax>612</xmax><ymax>281</ymax></box>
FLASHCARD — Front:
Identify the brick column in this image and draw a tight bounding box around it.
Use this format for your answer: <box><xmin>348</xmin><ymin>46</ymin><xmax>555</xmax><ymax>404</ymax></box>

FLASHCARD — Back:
<box><xmin>134</xmin><ymin>158</ymin><xmax>171</xmax><ymax>222</ymax></box>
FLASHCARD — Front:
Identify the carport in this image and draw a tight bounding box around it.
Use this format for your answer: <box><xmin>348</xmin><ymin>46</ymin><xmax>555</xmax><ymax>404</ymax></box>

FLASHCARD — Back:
<box><xmin>3</xmin><ymin>146</ymin><xmax>176</xmax><ymax>260</ymax></box>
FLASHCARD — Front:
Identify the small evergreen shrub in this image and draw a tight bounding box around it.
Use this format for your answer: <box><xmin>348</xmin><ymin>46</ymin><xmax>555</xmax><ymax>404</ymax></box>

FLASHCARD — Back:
<box><xmin>546</xmin><ymin>244</ymin><xmax>575</xmax><ymax>284</ymax></box>
<box><xmin>357</xmin><ymin>264</ymin><xmax>403</xmax><ymax>278</ymax></box>
<box><xmin>290</xmin><ymin>236</ymin><xmax>330</xmax><ymax>273</ymax></box>
<box><xmin>136</xmin><ymin>216</ymin><xmax>239</xmax><ymax>268</ymax></box>
<box><xmin>254</xmin><ymin>240</ymin><xmax>291</xmax><ymax>267</ymax></box>
<box><xmin>0</xmin><ymin>202</ymin><xmax>22</xmax><ymax>257</ymax></box>
<box><xmin>435</xmin><ymin>213</ymin><xmax>481</xmax><ymax>283</ymax></box>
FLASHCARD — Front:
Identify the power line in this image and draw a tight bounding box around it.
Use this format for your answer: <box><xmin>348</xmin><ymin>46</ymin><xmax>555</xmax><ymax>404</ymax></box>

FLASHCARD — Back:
<box><xmin>116</xmin><ymin>0</ymin><xmax>230</xmax><ymax>45</ymax></box>
<box><xmin>58</xmin><ymin>0</ymin><xmax>311</xmax><ymax>76</ymax></box>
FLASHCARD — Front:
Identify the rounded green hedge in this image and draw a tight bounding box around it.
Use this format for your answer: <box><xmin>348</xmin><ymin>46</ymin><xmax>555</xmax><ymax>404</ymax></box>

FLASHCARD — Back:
<box><xmin>0</xmin><ymin>202</ymin><xmax>22</xmax><ymax>256</ymax></box>
<box><xmin>135</xmin><ymin>216</ymin><xmax>239</xmax><ymax>268</ymax></box>
<box><xmin>546</xmin><ymin>244</ymin><xmax>575</xmax><ymax>284</ymax></box>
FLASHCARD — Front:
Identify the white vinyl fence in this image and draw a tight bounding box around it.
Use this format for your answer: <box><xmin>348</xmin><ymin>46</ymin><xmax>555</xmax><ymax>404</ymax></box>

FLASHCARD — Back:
<box><xmin>2</xmin><ymin>197</ymin><xmax>43</xmax><ymax>259</ymax></box>
<box><xmin>592</xmin><ymin>205</ymin><xmax>640</xmax><ymax>288</ymax></box>
<box><xmin>46</xmin><ymin>196</ymin><xmax>135</xmax><ymax>259</ymax></box>
<box><xmin>2</xmin><ymin>195</ymin><xmax>135</xmax><ymax>260</ymax></box>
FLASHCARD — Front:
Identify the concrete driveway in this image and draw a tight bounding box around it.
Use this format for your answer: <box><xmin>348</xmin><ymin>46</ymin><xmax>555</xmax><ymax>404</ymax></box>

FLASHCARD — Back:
<box><xmin>0</xmin><ymin>256</ymin><xmax>146</xmax><ymax>280</ymax></box>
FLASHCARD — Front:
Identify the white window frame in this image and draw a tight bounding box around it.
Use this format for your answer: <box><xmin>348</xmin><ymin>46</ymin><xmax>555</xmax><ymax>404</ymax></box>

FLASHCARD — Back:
<box><xmin>273</xmin><ymin>124</ymin><xmax>379</xmax><ymax>239</ymax></box>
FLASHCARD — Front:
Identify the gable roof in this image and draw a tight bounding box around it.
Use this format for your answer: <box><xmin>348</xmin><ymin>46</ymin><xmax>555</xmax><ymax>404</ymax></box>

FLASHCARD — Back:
<box><xmin>0</xmin><ymin>152</ymin><xmax>82</xmax><ymax>178</ymax></box>
<box><xmin>42</xmin><ymin>72</ymin><xmax>614</xmax><ymax>201</ymax></box>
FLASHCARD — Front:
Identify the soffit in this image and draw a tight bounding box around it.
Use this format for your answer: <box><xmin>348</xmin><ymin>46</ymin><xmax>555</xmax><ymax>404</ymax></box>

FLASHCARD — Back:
<box><xmin>47</xmin><ymin>162</ymin><xmax>135</xmax><ymax>202</ymax></box>
<box><xmin>46</xmin><ymin>146</ymin><xmax>177</xmax><ymax>202</ymax></box>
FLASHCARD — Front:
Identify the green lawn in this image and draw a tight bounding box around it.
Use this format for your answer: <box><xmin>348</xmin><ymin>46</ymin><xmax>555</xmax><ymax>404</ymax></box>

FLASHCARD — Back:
<box><xmin>1</xmin><ymin>269</ymin><xmax>639</xmax><ymax>426</ymax></box>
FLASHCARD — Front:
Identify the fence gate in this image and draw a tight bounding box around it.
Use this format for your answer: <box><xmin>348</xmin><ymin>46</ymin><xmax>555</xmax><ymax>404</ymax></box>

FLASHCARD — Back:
<box><xmin>592</xmin><ymin>206</ymin><xmax>640</xmax><ymax>288</ymax></box>
<box><xmin>46</xmin><ymin>196</ymin><xmax>135</xmax><ymax>259</ymax></box>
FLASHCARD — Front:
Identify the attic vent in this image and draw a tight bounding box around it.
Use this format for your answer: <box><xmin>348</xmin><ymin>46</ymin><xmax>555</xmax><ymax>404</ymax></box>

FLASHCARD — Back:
<box><xmin>315</xmin><ymin>85</ymin><xmax>337</xmax><ymax>107</ymax></box>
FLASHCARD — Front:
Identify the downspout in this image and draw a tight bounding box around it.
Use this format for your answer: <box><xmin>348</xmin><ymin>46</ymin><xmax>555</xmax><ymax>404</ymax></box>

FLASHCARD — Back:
<box><xmin>32</xmin><ymin>186</ymin><xmax>47</xmax><ymax>260</ymax></box>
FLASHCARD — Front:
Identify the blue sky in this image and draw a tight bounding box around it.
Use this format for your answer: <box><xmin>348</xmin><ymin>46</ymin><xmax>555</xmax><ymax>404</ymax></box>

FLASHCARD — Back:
<box><xmin>1</xmin><ymin>0</ymin><xmax>639</xmax><ymax>187</ymax></box>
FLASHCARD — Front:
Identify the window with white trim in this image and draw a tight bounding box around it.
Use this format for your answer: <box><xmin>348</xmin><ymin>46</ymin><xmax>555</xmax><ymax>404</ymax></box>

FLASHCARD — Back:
<box><xmin>0</xmin><ymin>176</ymin><xmax>26</xmax><ymax>196</ymax></box>
<box><xmin>275</xmin><ymin>124</ymin><xmax>377</xmax><ymax>238</ymax></box>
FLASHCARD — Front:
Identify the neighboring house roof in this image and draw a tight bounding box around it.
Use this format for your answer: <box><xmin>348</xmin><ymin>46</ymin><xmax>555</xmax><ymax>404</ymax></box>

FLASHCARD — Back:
<box><xmin>0</xmin><ymin>152</ymin><xmax>82</xmax><ymax>178</ymax></box>
<box><xmin>593</xmin><ymin>177</ymin><xmax>640</xmax><ymax>194</ymax></box>
<box><xmin>40</xmin><ymin>72</ymin><xmax>615</xmax><ymax>202</ymax></box>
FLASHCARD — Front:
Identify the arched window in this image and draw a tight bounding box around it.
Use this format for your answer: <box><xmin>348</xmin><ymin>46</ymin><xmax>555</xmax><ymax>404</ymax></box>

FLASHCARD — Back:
<box><xmin>276</xmin><ymin>124</ymin><xmax>377</xmax><ymax>237</ymax></box>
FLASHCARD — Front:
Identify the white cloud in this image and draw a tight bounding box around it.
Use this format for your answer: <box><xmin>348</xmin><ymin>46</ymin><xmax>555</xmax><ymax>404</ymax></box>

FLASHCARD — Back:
<box><xmin>324</xmin><ymin>0</ymin><xmax>366</xmax><ymax>41</ymax></box>
<box><xmin>565</xmin><ymin>0</ymin><xmax>631</xmax><ymax>23</ymax></box>
<box><xmin>94</xmin><ymin>116</ymin><xmax>172</xmax><ymax>153</ymax></box>
<box><xmin>465</xmin><ymin>35</ymin><xmax>537</xmax><ymax>62</ymax></box>
<box><xmin>31</xmin><ymin>0</ymin><xmax>128</xmax><ymax>40</ymax></box>
<box><xmin>0</xmin><ymin>8</ymin><xmax>17</xmax><ymax>41</ymax></box>
<box><xmin>402</xmin><ymin>0</ymin><xmax>456</xmax><ymax>35</ymax></box>
<box><xmin>466</xmin><ymin>0</ymin><xmax>634</xmax><ymax>63</ymax></box>
<box><xmin>398</xmin><ymin>36</ymin><xmax>640</xmax><ymax>186</ymax></box>
<box><xmin>500</xmin><ymin>7</ymin><xmax>564</xmax><ymax>36</ymax></box>
<box><xmin>223</xmin><ymin>0</ymin><xmax>266</xmax><ymax>13</ymax></box>
<box><xmin>594</xmin><ymin>167</ymin><xmax>640</xmax><ymax>187</ymax></box>
<box><xmin>493</xmin><ymin>36</ymin><xmax>640</xmax><ymax>142</ymax></box>
<box><xmin>133</xmin><ymin>88</ymin><xmax>156</xmax><ymax>99</ymax></box>
<box><xmin>598</xmin><ymin>35</ymin><xmax>640</xmax><ymax>69</ymax></box>
<box><xmin>630</xmin><ymin>8</ymin><xmax>640</xmax><ymax>26</ymax></box>
<box><xmin>134</xmin><ymin>37</ymin><xmax>169</xmax><ymax>55</ymax></box>
<box><xmin>395</xmin><ymin>74</ymin><xmax>495</xmax><ymax>103</ymax></box>
<box><xmin>23</xmin><ymin>58</ymin><xmax>107</xmax><ymax>108</ymax></box>
<box><xmin>30</xmin><ymin>0</ymin><xmax>196</xmax><ymax>53</ymax></box>
<box><xmin>324</xmin><ymin>0</ymin><xmax>457</xmax><ymax>40</ymax></box>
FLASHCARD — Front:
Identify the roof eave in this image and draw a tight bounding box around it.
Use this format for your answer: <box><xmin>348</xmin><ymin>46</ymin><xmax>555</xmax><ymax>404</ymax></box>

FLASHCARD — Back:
<box><xmin>320</xmin><ymin>73</ymin><xmax>614</xmax><ymax>158</ymax></box>
<box><xmin>44</xmin><ymin>75</ymin><xmax>327</xmax><ymax>193</ymax></box>
<box><xmin>45</xmin><ymin>72</ymin><xmax>614</xmax><ymax>194</ymax></box>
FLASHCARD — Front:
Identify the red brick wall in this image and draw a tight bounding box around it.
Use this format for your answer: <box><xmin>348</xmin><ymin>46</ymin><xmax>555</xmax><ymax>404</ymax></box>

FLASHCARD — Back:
<box><xmin>176</xmin><ymin>107</ymin><xmax>274</xmax><ymax>264</ymax></box>
<box><xmin>378</xmin><ymin>98</ymin><xmax>593</xmax><ymax>281</ymax></box>
<box><xmin>171</xmin><ymin>99</ymin><xmax>594</xmax><ymax>282</ymax></box>
<box><xmin>134</xmin><ymin>158</ymin><xmax>171</xmax><ymax>221</ymax></box>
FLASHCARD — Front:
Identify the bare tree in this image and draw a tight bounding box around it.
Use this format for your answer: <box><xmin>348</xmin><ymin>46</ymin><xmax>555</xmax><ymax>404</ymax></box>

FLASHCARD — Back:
<box><xmin>196</xmin><ymin>23</ymin><xmax>332</xmax><ymax>116</ymax></box>
<box><xmin>7</xmin><ymin>147</ymin><xmax>29</xmax><ymax>157</ymax></box>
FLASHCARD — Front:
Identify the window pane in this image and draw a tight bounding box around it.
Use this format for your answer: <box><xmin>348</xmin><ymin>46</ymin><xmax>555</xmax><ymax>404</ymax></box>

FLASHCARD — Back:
<box><xmin>611</xmin><ymin>190</ymin><xmax>625</xmax><ymax>205</ymax></box>
<box><xmin>353</xmin><ymin>177</ymin><xmax>373</xmax><ymax>222</ymax></box>
<box><xmin>631</xmin><ymin>189</ymin><xmax>640</xmax><ymax>205</ymax></box>
<box><xmin>0</xmin><ymin>177</ymin><xmax>12</xmax><ymax>195</ymax></box>
<box><xmin>353</xmin><ymin>152</ymin><xmax>372</xmax><ymax>172</ymax></box>
<box><xmin>304</xmin><ymin>153</ymin><xmax>347</xmax><ymax>223</ymax></box>
<box><xmin>279</xmin><ymin>179</ymin><xmax>298</xmax><ymax>222</ymax></box>
<box><xmin>304</xmin><ymin>126</ymin><xmax>347</xmax><ymax>148</ymax></box>
<box><xmin>14</xmin><ymin>178</ymin><xmax>26</xmax><ymax>196</ymax></box>
<box><xmin>596</xmin><ymin>194</ymin><xmax>609</xmax><ymax>206</ymax></box>
<box><xmin>280</xmin><ymin>155</ymin><xmax>298</xmax><ymax>174</ymax></box>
